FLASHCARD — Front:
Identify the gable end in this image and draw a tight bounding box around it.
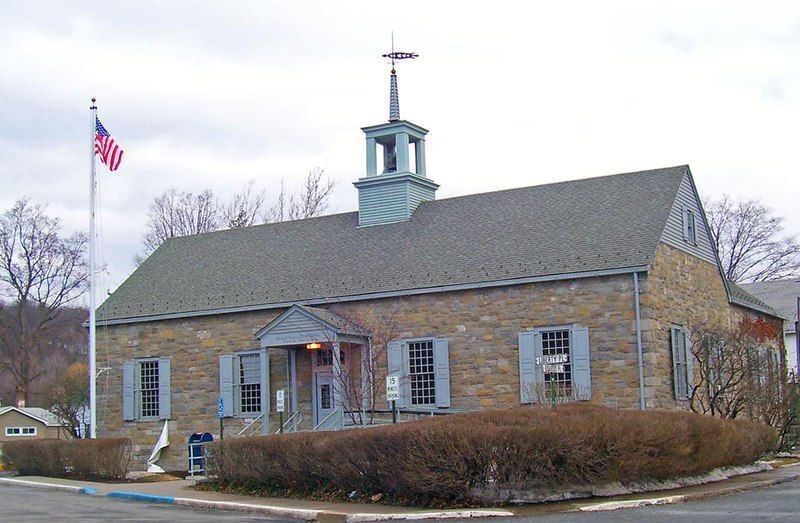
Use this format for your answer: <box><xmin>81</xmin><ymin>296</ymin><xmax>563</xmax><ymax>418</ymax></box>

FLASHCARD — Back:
<box><xmin>659</xmin><ymin>172</ymin><xmax>717</xmax><ymax>265</ymax></box>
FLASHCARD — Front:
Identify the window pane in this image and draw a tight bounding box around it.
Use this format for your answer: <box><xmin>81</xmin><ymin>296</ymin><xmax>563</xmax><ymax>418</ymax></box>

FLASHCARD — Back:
<box><xmin>320</xmin><ymin>383</ymin><xmax>332</xmax><ymax>409</ymax></box>
<box><xmin>316</xmin><ymin>349</ymin><xmax>333</xmax><ymax>367</ymax></box>
<box><xmin>140</xmin><ymin>360</ymin><xmax>160</xmax><ymax>418</ymax></box>
<box><xmin>409</xmin><ymin>340</ymin><xmax>436</xmax><ymax>405</ymax></box>
<box><xmin>239</xmin><ymin>354</ymin><xmax>262</xmax><ymax>414</ymax></box>
<box><xmin>541</xmin><ymin>329</ymin><xmax>572</xmax><ymax>397</ymax></box>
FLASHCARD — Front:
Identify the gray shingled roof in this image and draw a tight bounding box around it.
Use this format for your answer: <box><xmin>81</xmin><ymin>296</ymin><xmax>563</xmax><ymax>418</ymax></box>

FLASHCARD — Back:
<box><xmin>0</xmin><ymin>406</ymin><xmax>65</xmax><ymax>426</ymax></box>
<box><xmin>740</xmin><ymin>279</ymin><xmax>800</xmax><ymax>328</ymax></box>
<box><xmin>727</xmin><ymin>281</ymin><xmax>786</xmax><ymax>319</ymax></box>
<box><xmin>97</xmin><ymin>166</ymin><xmax>691</xmax><ymax>324</ymax></box>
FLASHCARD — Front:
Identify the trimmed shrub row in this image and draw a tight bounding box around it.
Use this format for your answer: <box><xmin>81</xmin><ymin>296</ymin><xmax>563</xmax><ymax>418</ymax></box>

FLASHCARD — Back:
<box><xmin>206</xmin><ymin>404</ymin><xmax>777</xmax><ymax>506</ymax></box>
<box><xmin>1</xmin><ymin>438</ymin><xmax>131</xmax><ymax>480</ymax></box>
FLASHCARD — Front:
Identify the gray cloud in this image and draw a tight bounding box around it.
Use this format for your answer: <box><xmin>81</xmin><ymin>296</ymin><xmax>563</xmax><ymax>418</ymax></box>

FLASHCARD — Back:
<box><xmin>2</xmin><ymin>1</ymin><xmax>799</xmax><ymax>298</ymax></box>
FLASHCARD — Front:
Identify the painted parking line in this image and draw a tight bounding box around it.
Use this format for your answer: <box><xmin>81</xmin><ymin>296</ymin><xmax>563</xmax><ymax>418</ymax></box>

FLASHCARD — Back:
<box><xmin>107</xmin><ymin>491</ymin><xmax>175</xmax><ymax>504</ymax></box>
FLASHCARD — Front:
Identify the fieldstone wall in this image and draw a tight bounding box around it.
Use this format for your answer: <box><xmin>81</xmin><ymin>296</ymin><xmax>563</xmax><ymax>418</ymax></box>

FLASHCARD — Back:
<box><xmin>97</xmin><ymin>272</ymin><xmax>646</xmax><ymax>471</ymax></box>
<box><xmin>639</xmin><ymin>243</ymin><xmax>784</xmax><ymax>409</ymax></box>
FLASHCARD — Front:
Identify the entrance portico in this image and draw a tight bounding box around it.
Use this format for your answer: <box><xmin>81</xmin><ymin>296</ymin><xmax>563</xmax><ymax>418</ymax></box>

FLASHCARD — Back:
<box><xmin>255</xmin><ymin>305</ymin><xmax>370</xmax><ymax>431</ymax></box>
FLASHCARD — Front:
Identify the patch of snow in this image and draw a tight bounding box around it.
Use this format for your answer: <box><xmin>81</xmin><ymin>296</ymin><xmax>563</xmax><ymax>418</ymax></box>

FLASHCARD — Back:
<box><xmin>472</xmin><ymin>462</ymin><xmax>773</xmax><ymax>504</ymax></box>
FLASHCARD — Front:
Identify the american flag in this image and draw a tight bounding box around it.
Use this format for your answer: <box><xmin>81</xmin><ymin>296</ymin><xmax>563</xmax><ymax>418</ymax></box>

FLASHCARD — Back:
<box><xmin>94</xmin><ymin>117</ymin><xmax>124</xmax><ymax>172</ymax></box>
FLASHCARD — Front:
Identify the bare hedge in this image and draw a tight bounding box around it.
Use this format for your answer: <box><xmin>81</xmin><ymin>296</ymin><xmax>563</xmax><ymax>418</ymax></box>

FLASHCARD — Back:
<box><xmin>1</xmin><ymin>438</ymin><xmax>131</xmax><ymax>480</ymax></box>
<box><xmin>206</xmin><ymin>404</ymin><xmax>777</xmax><ymax>506</ymax></box>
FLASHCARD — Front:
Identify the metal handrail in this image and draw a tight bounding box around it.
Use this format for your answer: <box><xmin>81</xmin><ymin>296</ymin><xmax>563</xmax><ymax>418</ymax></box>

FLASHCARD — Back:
<box><xmin>313</xmin><ymin>407</ymin><xmax>341</xmax><ymax>431</ymax></box>
<box><xmin>236</xmin><ymin>412</ymin><xmax>264</xmax><ymax>436</ymax></box>
<box><xmin>275</xmin><ymin>411</ymin><xmax>302</xmax><ymax>434</ymax></box>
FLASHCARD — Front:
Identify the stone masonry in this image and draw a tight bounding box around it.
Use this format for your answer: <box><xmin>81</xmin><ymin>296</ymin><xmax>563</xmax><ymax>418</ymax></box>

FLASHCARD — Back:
<box><xmin>97</xmin><ymin>242</ymin><xmax>781</xmax><ymax>471</ymax></box>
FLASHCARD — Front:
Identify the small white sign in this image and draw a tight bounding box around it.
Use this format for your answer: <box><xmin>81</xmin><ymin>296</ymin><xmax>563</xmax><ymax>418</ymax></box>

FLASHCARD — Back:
<box><xmin>276</xmin><ymin>389</ymin><xmax>285</xmax><ymax>413</ymax></box>
<box><xmin>536</xmin><ymin>354</ymin><xmax>569</xmax><ymax>365</ymax></box>
<box><xmin>386</xmin><ymin>375</ymin><xmax>400</xmax><ymax>401</ymax></box>
<box><xmin>543</xmin><ymin>364</ymin><xmax>566</xmax><ymax>374</ymax></box>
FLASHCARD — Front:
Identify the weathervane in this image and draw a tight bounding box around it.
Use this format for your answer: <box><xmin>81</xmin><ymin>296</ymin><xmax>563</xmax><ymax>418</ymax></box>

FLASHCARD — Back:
<box><xmin>382</xmin><ymin>32</ymin><xmax>418</xmax><ymax>74</ymax></box>
<box><xmin>382</xmin><ymin>33</ymin><xmax>417</xmax><ymax>122</ymax></box>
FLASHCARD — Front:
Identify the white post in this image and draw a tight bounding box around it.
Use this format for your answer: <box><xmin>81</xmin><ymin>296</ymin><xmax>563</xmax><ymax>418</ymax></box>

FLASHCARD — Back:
<box><xmin>89</xmin><ymin>98</ymin><xmax>98</xmax><ymax>439</ymax></box>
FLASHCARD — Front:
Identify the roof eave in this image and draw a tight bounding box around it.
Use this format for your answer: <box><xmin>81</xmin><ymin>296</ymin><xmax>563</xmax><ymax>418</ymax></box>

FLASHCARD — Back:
<box><xmin>94</xmin><ymin>264</ymin><xmax>650</xmax><ymax>327</ymax></box>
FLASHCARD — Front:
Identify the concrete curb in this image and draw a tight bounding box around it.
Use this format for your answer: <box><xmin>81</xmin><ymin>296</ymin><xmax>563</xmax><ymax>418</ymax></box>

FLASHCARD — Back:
<box><xmin>578</xmin><ymin>470</ymin><xmax>800</xmax><ymax>512</ymax></box>
<box><xmin>0</xmin><ymin>477</ymin><xmax>97</xmax><ymax>495</ymax></box>
<box><xmin>171</xmin><ymin>497</ymin><xmax>324</xmax><ymax>521</ymax></box>
<box><xmin>346</xmin><ymin>510</ymin><xmax>516</xmax><ymax>522</ymax></box>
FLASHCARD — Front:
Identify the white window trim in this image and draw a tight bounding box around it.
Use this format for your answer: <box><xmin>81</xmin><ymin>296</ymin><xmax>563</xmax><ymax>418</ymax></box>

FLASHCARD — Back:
<box><xmin>405</xmin><ymin>339</ymin><xmax>437</xmax><ymax>407</ymax></box>
<box><xmin>135</xmin><ymin>357</ymin><xmax>161</xmax><ymax>421</ymax></box>
<box><xmin>394</xmin><ymin>336</ymin><xmax>449</xmax><ymax>409</ymax></box>
<box><xmin>5</xmin><ymin>426</ymin><xmax>37</xmax><ymax>437</ymax></box>
<box><xmin>234</xmin><ymin>349</ymin><xmax>263</xmax><ymax>418</ymax></box>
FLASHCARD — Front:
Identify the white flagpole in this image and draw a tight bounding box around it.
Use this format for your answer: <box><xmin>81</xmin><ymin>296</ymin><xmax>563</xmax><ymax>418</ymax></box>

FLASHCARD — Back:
<box><xmin>89</xmin><ymin>98</ymin><xmax>98</xmax><ymax>439</ymax></box>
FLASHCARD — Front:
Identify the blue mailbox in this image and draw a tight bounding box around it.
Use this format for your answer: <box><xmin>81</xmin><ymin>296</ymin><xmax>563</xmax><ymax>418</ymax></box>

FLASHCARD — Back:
<box><xmin>187</xmin><ymin>432</ymin><xmax>214</xmax><ymax>476</ymax></box>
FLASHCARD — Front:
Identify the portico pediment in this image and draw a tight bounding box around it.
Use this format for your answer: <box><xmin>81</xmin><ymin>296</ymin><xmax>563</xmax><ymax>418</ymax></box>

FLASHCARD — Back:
<box><xmin>255</xmin><ymin>305</ymin><xmax>369</xmax><ymax>347</ymax></box>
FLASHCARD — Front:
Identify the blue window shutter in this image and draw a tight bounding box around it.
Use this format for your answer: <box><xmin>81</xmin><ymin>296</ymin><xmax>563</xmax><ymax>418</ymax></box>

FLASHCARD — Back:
<box><xmin>259</xmin><ymin>349</ymin><xmax>270</xmax><ymax>435</ymax></box>
<box><xmin>259</xmin><ymin>349</ymin><xmax>270</xmax><ymax>415</ymax></box>
<box><xmin>671</xmin><ymin>327</ymin><xmax>686</xmax><ymax>400</ymax></box>
<box><xmin>433</xmin><ymin>338</ymin><xmax>450</xmax><ymax>408</ymax></box>
<box><xmin>386</xmin><ymin>340</ymin><xmax>406</xmax><ymax>408</ymax></box>
<box><xmin>158</xmin><ymin>357</ymin><xmax>171</xmax><ymax>420</ymax></box>
<box><xmin>518</xmin><ymin>331</ymin><xmax>537</xmax><ymax>403</ymax></box>
<box><xmin>219</xmin><ymin>355</ymin><xmax>234</xmax><ymax>417</ymax></box>
<box><xmin>122</xmin><ymin>361</ymin><xmax>135</xmax><ymax>421</ymax></box>
<box><xmin>572</xmin><ymin>325</ymin><xmax>591</xmax><ymax>400</ymax></box>
<box><xmin>684</xmin><ymin>329</ymin><xmax>694</xmax><ymax>399</ymax></box>
<box><xmin>681</xmin><ymin>207</ymin><xmax>689</xmax><ymax>241</ymax></box>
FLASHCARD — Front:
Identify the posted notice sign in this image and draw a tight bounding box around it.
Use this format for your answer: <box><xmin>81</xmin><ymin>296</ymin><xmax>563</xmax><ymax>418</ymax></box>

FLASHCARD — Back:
<box><xmin>386</xmin><ymin>375</ymin><xmax>400</xmax><ymax>401</ymax></box>
<box><xmin>217</xmin><ymin>397</ymin><xmax>225</xmax><ymax>418</ymax></box>
<box><xmin>276</xmin><ymin>389</ymin><xmax>285</xmax><ymax>413</ymax></box>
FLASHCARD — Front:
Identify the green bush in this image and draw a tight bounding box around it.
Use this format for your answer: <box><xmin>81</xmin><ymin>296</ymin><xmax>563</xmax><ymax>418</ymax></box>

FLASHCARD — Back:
<box><xmin>2</xmin><ymin>438</ymin><xmax>131</xmax><ymax>480</ymax></box>
<box><xmin>206</xmin><ymin>404</ymin><xmax>777</xmax><ymax>506</ymax></box>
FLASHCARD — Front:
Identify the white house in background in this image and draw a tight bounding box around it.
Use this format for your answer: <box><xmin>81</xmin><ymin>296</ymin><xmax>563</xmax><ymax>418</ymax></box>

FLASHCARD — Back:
<box><xmin>741</xmin><ymin>278</ymin><xmax>800</xmax><ymax>379</ymax></box>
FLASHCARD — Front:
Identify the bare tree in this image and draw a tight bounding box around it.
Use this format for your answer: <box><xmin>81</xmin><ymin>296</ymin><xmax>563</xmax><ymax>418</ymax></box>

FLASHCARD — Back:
<box><xmin>222</xmin><ymin>181</ymin><xmax>267</xmax><ymax>229</ymax></box>
<box><xmin>138</xmin><ymin>189</ymin><xmax>219</xmax><ymax>261</ymax></box>
<box><xmin>325</xmin><ymin>307</ymin><xmax>400</xmax><ymax>426</ymax></box>
<box><xmin>689</xmin><ymin>324</ymin><xmax>749</xmax><ymax>418</ymax></box>
<box><xmin>0</xmin><ymin>200</ymin><xmax>88</xmax><ymax>405</ymax></box>
<box><xmin>137</xmin><ymin>169</ymin><xmax>336</xmax><ymax>263</ymax></box>
<box><xmin>706</xmin><ymin>195</ymin><xmax>800</xmax><ymax>283</ymax></box>
<box><xmin>689</xmin><ymin>318</ymin><xmax>797</xmax><ymax>448</ymax></box>
<box><xmin>265</xmin><ymin>168</ymin><xmax>336</xmax><ymax>223</ymax></box>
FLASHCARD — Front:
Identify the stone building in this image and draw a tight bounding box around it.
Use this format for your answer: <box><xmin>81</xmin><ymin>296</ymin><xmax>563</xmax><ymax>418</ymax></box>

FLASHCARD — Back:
<box><xmin>95</xmin><ymin>68</ymin><xmax>784</xmax><ymax>471</ymax></box>
<box><xmin>740</xmin><ymin>278</ymin><xmax>799</xmax><ymax>379</ymax></box>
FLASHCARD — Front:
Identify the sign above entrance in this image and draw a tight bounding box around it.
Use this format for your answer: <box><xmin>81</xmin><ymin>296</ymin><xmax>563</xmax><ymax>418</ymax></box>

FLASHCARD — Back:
<box><xmin>386</xmin><ymin>375</ymin><xmax>400</xmax><ymax>401</ymax></box>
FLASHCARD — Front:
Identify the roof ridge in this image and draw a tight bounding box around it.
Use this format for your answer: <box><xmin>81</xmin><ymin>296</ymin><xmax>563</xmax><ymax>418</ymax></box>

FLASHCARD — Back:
<box><xmin>164</xmin><ymin>165</ymin><xmax>690</xmax><ymax>243</ymax></box>
<box><xmin>426</xmin><ymin>165</ymin><xmax>689</xmax><ymax>206</ymax></box>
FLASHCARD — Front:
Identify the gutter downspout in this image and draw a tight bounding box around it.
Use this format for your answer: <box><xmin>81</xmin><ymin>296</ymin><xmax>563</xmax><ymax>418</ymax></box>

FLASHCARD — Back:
<box><xmin>633</xmin><ymin>272</ymin><xmax>646</xmax><ymax>410</ymax></box>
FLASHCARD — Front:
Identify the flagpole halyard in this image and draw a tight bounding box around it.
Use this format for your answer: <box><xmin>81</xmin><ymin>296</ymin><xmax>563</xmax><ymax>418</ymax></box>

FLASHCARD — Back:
<box><xmin>89</xmin><ymin>98</ymin><xmax>97</xmax><ymax>439</ymax></box>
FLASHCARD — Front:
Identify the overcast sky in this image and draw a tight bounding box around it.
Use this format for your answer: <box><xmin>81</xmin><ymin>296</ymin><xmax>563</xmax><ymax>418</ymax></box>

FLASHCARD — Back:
<box><xmin>2</xmin><ymin>1</ymin><xmax>798</xmax><ymax>300</ymax></box>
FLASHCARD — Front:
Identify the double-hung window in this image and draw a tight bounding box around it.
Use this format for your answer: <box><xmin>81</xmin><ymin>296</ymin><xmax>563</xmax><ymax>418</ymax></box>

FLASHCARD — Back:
<box><xmin>219</xmin><ymin>349</ymin><xmax>269</xmax><ymax>418</ymax></box>
<box><xmin>408</xmin><ymin>340</ymin><xmax>436</xmax><ymax>406</ymax></box>
<box><xmin>670</xmin><ymin>326</ymin><xmax>693</xmax><ymax>400</ymax></box>
<box><xmin>518</xmin><ymin>324</ymin><xmax>591</xmax><ymax>404</ymax></box>
<box><xmin>123</xmin><ymin>357</ymin><xmax>171</xmax><ymax>421</ymax></box>
<box><xmin>238</xmin><ymin>353</ymin><xmax>262</xmax><ymax>415</ymax></box>
<box><xmin>387</xmin><ymin>338</ymin><xmax>450</xmax><ymax>408</ymax></box>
